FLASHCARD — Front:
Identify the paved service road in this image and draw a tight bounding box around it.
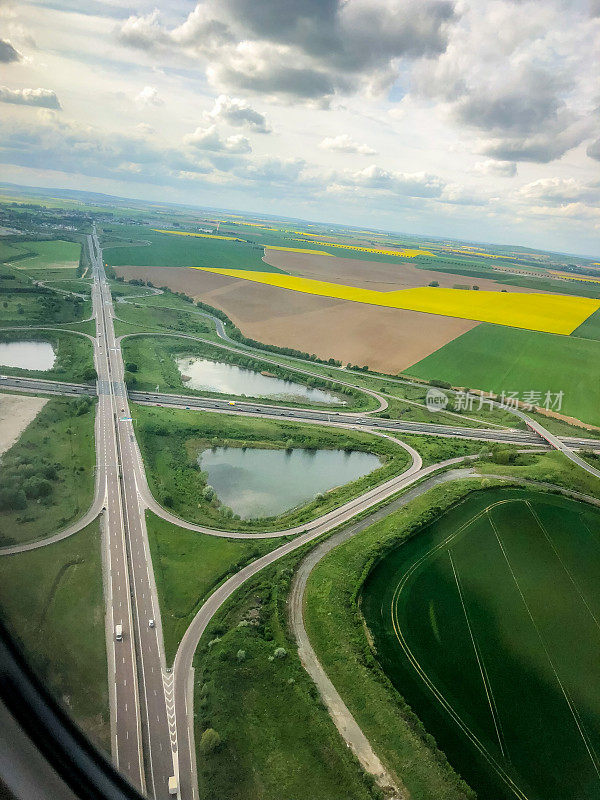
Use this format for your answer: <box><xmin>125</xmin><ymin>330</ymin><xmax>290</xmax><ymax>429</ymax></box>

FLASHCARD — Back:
<box><xmin>172</xmin><ymin>457</ymin><xmax>477</xmax><ymax>800</ymax></box>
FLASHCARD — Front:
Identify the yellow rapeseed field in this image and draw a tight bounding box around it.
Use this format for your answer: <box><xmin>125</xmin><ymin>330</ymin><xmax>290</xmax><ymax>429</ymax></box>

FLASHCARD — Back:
<box><xmin>194</xmin><ymin>267</ymin><xmax>600</xmax><ymax>335</ymax></box>
<box><xmin>291</xmin><ymin>239</ymin><xmax>434</xmax><ymax>258</ymax></box>
<box><xmin>264</xmin><ymin>245</ymin><xmax>334</xmax><ymax>256</ymax></box>
<box><xmin>152</xmin><ymin>229</ymin><xmax>245</xmax><ymax>241</ymax></box>
<box><xmin>226</xmin><ymin>221</ymin><xmax>278</xmax><ymax>230</ymax></box>
<box><xmin>549</xmin><ymin>270</ymin><xmax>600</xmax><ymax>285</ymax></box>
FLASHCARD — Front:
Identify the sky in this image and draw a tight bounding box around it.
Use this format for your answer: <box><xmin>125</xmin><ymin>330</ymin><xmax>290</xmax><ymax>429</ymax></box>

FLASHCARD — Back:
<box><xmin>0</xmin><ymin>0</ymin><xmax>599</xmax><ymax>255</ymax></box>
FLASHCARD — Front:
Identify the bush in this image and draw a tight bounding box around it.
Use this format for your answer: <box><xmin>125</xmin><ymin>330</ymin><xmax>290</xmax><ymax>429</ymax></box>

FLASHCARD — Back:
<box><xmin>200</xmin><ymin>728</ymin><xmax>221</xmax><ymax>754</ymax></box>
<box><xmin>23</xmin><ymin>476</ymin><xmax>52</xmax><ymax>499</ymax></box>
<box><xmin>236</xmin><ymin>649</ymin><xmax>246</xmax><ymax>662</ymax></box>
<box><xmin>429</xmin><ymin>379</ymin><xmax>451</xmax><ymax>389</ymax></box>
<box><xmin>273</xmin><ymin>647</ymin><xmax>287</xmax><ymax>659</ymax></box>
<box><xmin>0</xmin><ymin>487</ymin><xmax>27</xmax><ymax>511</ymax></box>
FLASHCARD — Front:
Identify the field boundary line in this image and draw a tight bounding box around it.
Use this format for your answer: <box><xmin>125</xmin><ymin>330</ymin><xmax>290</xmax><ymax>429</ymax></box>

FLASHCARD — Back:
<box><xmin>526</xmin><ymin>500</ymin><xmax>600</xmax><ymax>638</ymax></box>
<box><xmin>489</xmin><ymin>510</ymin><xmax>600</xmax><ymax>780</ymax></box>
<box><xmin>448</xmin><ymin>550</ymin><xmax>508</xmax><ymax>759</ymax></box>
<box><xmin>389</xmin><ymin>511</ymin><xmax>530</xmax><ymax>800</ymax></box>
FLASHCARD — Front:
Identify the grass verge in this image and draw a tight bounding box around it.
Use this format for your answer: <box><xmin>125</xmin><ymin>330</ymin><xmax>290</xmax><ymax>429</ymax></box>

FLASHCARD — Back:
<box><xmin>191</xmin><ymin>553</ymin><xmax>383</xmax><ymax>800</ymax></box>
<box><xmin>0</xmin><ymin>520</ymin><xmax>109</xmax><ymax>752</ymax></box>
<box><xmin>146</xmin><ymin>511</ymin><xmax>283</xmax><ymax>664</ymax></box>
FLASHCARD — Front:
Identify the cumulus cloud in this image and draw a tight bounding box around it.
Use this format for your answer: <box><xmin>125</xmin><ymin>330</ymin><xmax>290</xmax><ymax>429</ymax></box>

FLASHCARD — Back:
<box><xmin>440</xmin><ymin>183</ymin><xmax>489</xmax><ymax>206</ymax></box>
<box><xmin>517</xmin><ymin>177</ymin><xmax>599</xmax><ymax>207</ymax></box>
<box><xmin>587</xmin><ymin>138</ymin><xmax>600</xmax><ymax>161</ymax></box>
<box><xmin>0</xmin><ymin>87</ymin><xmax>61</xmax><ymax>110</ymax></box>
<box><xmin>119</xmin><ymin>0</ymin><xmax>457</xmax><ymax>102</ymax></box>
<box><xmin>474</xmin><ymin>159</ymin><xmax>517</xmax><ymax>177</ymax></box>
<box><xmin>477</xmin><ymin>116</ymin><xmax>593</xmax><ymax>164</ymax></box>
<box><xmin>320</xmin><ymin>134</ymin><xmax>377</xmax><ymax>154</ymax></box>
<box><xmin>184</xmin><ymin>124</ymin><xmax>251</xmax><ymax>154</ymax></box>
<box><xmin>336</xmin><ymin>164</ymin><xmax>445</xmax><ymax>198</ymax></box>
<box><xmin>412</xmin><ymin>1</ymin><xmax>599</xmax><ymax>164</ymax></box>
<box><xmin>205</xmin><ymin>94</ymin><xmax>271</xmax><ymax>132</ymax></box>
<box><xmin>118</xmin><ymin>10</ymin><xmax>170</xmax><ymax>52</ymax></box>
<box><xmin>231</xmin><ymin>156</ymin><xmax>305</xmax><ymax>184</ymax></box>
<box><xmin>134</xmin><ymin>86</ymin><xmax>164</xmax><ymax>108</ymax></box>
<box><xmin>0</xmin><ymin>40</ymin><xmax>21</xmax><ymax>64</ymax></box>
<box><xmin>0</xmin><ymin>115</ymin><xmax>210</xmax><ymax>184</ymax></box>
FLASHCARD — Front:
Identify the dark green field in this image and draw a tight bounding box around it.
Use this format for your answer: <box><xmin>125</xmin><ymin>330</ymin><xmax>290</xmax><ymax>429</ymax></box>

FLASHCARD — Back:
<box><xmin>362</xmin><ymin>488</ymin><xmax>600</xmax><ymax>800</ymax></box>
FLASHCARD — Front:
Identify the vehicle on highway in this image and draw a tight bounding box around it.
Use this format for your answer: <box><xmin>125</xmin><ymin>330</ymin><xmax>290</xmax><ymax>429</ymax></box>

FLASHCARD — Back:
<box><xmin>114</xmin><ymin>624</ymin><xmax>123</xmax><ymax>642</ymax></box>
<box><xmin>168</xmin><ymin>775</ymin><xmax>178</xmax><ymax>796</ymax></box>
<box><xmin>148</xmin><ymin>619</ymin><xmax>155</xmax><ymax>628</ymax></box>
<box><xmin>228</xmin><ymin>400</ymin><xmax>236</xmax><ymax>405</ymax></box>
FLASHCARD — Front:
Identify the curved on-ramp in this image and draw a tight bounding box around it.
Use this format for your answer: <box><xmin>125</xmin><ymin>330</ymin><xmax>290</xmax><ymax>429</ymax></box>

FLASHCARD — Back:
<box><xmin>171</xmin><ymin>455</ymin><xmax>477</xmax><ymax>800</ymax></box>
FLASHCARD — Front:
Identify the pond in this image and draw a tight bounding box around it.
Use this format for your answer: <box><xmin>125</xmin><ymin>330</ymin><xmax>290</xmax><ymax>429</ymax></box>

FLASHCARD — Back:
<box><xmin>0</xmin><ymin>340</ymin><xmax>56</xmax><ymax>371</ymax></box>
<box><xmin>176</xmin><ymin>356</ymin><xmax>341</xmax><ymax>405</ymax></box>
<box><xmin>199</xmin><ymin>446</ymin><xmax>382</xmax><ymax>519</ymax></box>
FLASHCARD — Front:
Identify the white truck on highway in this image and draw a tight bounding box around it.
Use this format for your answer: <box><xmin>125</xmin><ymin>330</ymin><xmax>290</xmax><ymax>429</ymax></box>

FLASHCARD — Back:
<box><xmin>114</xmin><ymin>624</ymin><xmax>123</xmax><ymax>642</ymax></box>
<box><xmin>168</xmin><ymin>775</ymin><xmax>178</xmax><ymax>795</ymax></box>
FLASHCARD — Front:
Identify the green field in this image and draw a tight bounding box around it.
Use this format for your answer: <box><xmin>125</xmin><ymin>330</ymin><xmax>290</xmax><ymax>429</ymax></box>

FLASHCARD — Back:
<box><xmin>405</xmin><ymin>323</ymin><xmax>600</xmax><ymax>426</ymax></box>
<box><xmin>0</xmin><ymin>239</ymin><xmax>82</xmax><ymax>277</ymax></box>
<box><xmin>361</xmin><ymin>488</ymin><xmax>600</xmax><ymax>800</ymax></box>
<box><xmin>0</xmin><ymin>396</ymin><xmax>96</xmax><ymax>544</ymax></box>
<box><xmin>0</xmin><ymin>521</ymin><xmax>109</xmax><ymax>752</ymax></box>
<box><xmin>573</xmin><ymin>307</ymin><xmax>600</xmax><ymax>340</ymax></box>
<box><xmin>102</xmin><ymin>225</ymin><xmax>282</xmax><ymax>272</ymax></box>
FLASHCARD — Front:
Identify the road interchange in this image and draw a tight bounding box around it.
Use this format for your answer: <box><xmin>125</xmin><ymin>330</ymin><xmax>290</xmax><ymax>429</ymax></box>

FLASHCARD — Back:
<box><xmin>2</xmin><ymin>229</ymin><xmax>600</xmax><ymax>798</ymax></box>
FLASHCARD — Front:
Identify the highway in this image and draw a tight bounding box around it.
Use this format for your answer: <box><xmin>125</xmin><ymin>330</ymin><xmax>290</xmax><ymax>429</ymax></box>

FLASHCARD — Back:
<box><xmin>88</xmin><ymin>230</ymin><xmax>175</xmax><ymax>798</ymax></box>
<box><xmin>3</xmin><ymin>375</ymin><xmax>600</xmax><ymax>453</ymax></box>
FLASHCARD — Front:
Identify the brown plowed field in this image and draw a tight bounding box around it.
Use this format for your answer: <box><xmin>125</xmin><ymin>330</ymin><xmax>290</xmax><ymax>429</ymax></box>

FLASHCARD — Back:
<box><xmin>262</xmin><ymin>250</ymin><xmax>544</xmax><ymax>293</ymax></box>
<box><xmin>115</xmin><ymin>263</ymin><xmax>477</xmax><ymax>371</ymax></box>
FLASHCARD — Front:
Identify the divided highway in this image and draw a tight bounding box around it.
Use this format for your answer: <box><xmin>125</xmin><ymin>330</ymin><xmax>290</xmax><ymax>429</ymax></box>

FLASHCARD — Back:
<box><xmin>4</xmin><ymin>376</ymin><xmax>600</xmax><ymax>452</ymax></box>
<box><xmin>88</xmin><ymin>230</ymin><xmax>175</xmax><ymax>798</ymax></box>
